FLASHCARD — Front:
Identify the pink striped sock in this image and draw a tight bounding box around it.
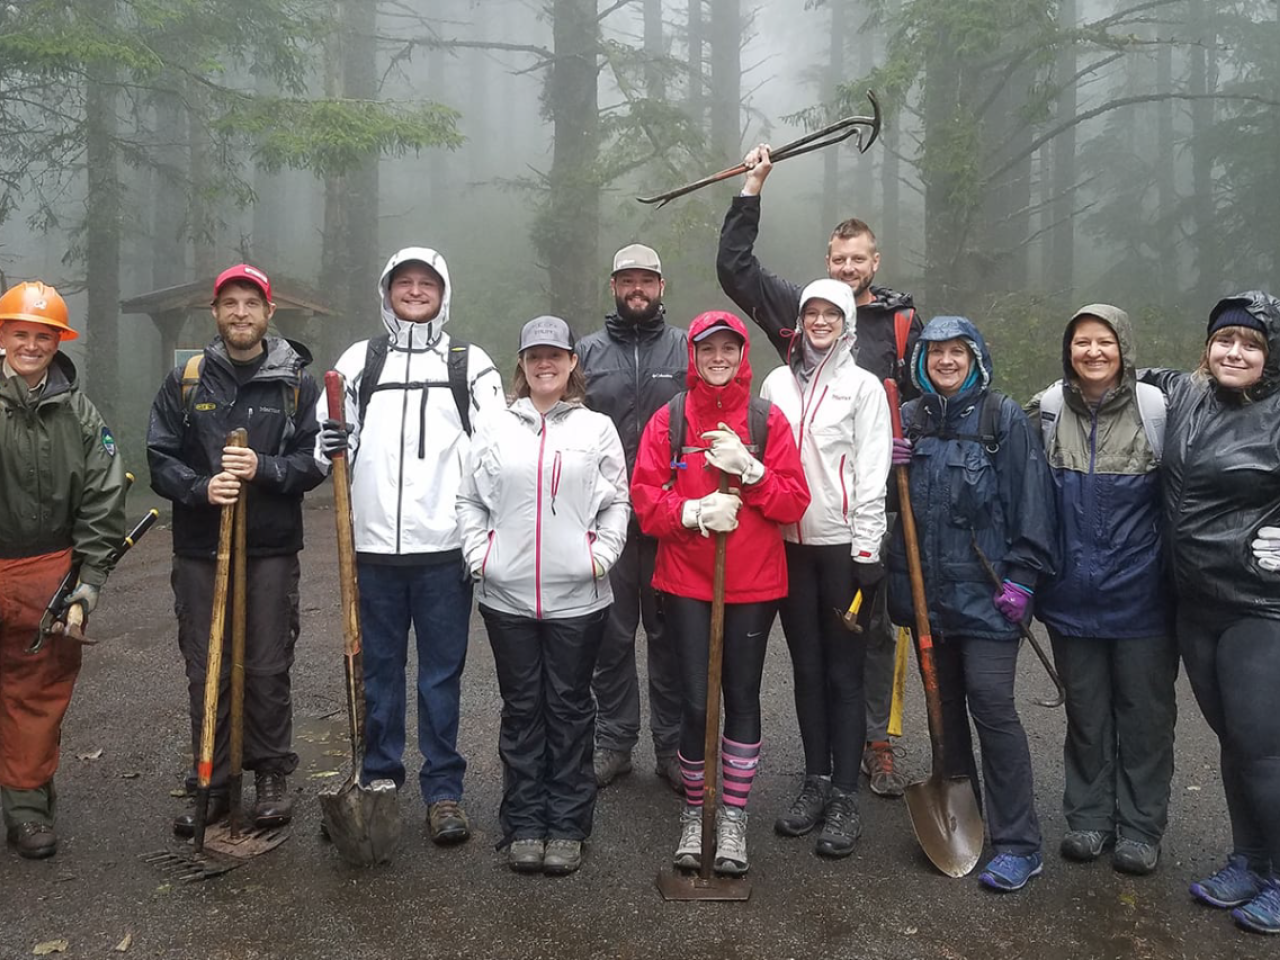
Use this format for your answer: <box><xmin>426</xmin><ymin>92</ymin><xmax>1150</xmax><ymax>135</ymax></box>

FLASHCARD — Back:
<box><xmin>721</xmin><ymin>737</ymin><xmax>761</xmax><ymax>809</ymax></box>
<box><xmin>678</xmin><ymin>752</ymin><xmax>705</xmax><ymax>806</ymax></box>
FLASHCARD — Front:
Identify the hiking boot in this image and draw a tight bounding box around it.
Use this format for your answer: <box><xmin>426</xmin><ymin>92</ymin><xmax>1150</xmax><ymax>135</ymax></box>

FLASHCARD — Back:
<box><xmin>508</xmin><ymin>839</ymin><xmax>545</xmax><ymax>874</ymax></box>
<box><xmin>714</xmin><ymin>806</ymin><xmax>749</xmax><ymax>876</ymax></box>
<box><xmin>774</xmin><ymin>776</ymin><xmax>830</xmax><ymax>837</ymax></box>
<box><xmin>543</xmin><ymin>839</ymin><xmax>583</xmax><ymax>876</ymax></box>
<box><xmin>673</xmin><ymin>805</ymin><xmax>702</xmax><ymax>871</ymax></box>
<box><xmin>861</xmin><ymin>741</ymin><xmax>906</xmax><ymax>798</ymax></box>
<box><xmin>253</xmin><ymin>771</ymin><xmax>294</xmax><ymax>828</ymax></box>
<box><xmin>814</xmin><ymin>789</ymin><xmax>862</xmax><ymax>859</ymax></box>
<box><xmin>979</xmin><ymin>852</ymin><xmax>1043</xmax><ymax>892</ymax></box>
<box><xmin>1060</xmin><ymin>829</ymin><xmax>1112</xmax><ymax>862</ymax></box>
<box><xmin>1232</xmin><ymin>879</ymin><xmax>1280</xmax><ymax>935</ymax></box>
<box><xmin>1190</xmin><ymin>854</ymin><xmax>1265</xmax><ymax>909</ymax></box>
<box><xmin>6</xmin><ymin>822</ymin><xmax>57</xmax><ymax>860</ymax></box>
<box><xmin>1113</xmin><ymin>838</ymin><xmax>1159</xmax><ymax>876</ymax></box>
<box><xmin>593</xmin><ymin>748</ymin><xmax>632</xmax><ymax>788</ymax></box>
<box><xmin>655</xmin><ymin>755</ymin><xmax>683</xmax><ymax>795</ymax></box>
<box><xmin>173</xmin><ymin>792</ymin><xmax>230</xmax><ymax>838</ymax></box>
<box><xmin>426</xmin><ymin>800</ymin><xmax>471</xmax><ymax>845</ymax></box>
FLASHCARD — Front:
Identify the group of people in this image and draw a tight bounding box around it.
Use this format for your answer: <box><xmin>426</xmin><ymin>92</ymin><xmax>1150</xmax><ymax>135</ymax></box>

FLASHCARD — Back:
<box><xmin>1</xmin><ymin>144</ymin><xmax>1278</xmax><ymax>937</ymax></box>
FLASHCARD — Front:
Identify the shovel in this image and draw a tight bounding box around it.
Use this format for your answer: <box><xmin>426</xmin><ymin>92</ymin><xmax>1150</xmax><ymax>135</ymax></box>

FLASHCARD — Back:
<box><xmin>319</xmin><ymin>370</ymin><xmax>401</xmax><ymax>866</ymax></box>
<box><xmin>885</xmin><ymin>379</ymin><xmax>984</xmax><ymax>879</ymax></box>
<box><xmin>657</xmin><ymin>473</ymin><xmax>751</xmax><ymax>902</ymax></box>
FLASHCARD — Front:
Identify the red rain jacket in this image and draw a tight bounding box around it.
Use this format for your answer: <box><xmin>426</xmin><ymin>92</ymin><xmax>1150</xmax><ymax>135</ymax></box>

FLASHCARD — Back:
<box><xmin>630</xmin><ymin>311</ymin><xmax>810</xmax><ymax>603</ymax></box>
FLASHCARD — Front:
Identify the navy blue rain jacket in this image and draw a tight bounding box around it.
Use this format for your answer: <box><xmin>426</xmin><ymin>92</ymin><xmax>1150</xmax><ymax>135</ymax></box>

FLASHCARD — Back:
<box><xmin>886</xmin><ymin>317</ymin><xmax>1058</xmax><ymax>641</ymax></box>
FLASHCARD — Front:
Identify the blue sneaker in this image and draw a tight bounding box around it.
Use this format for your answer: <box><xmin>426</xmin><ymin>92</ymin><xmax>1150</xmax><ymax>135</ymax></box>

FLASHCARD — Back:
<box><xmin>1190</xmin><ymin>855</ymin><xmax>1265</xmax><ymax>909</ymax></box>
<box><xmin>979</xmin><ymin>852</ymin><xmax>1043</xmax><ymax>892</ymax></box>
<box><xmin>1232</xmin><ymin>880</ymin><xmax>1280</xmax><ymax>935</ymax></box>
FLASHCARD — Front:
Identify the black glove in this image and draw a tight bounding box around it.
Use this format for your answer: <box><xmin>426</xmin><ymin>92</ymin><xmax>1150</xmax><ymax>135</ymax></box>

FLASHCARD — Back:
<box><xmin>320</xmin><ymin>418</ymin><xmax>351</xmax><ymax>459</ymax></box>
<box><xmin>852</xmin><ymin>560</ymin><xmax>885</xmax><ymax>589</ymax></box>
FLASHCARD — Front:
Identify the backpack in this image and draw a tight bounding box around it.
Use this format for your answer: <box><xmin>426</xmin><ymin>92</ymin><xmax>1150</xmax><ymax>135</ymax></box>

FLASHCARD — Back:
<box><xmin>180</xmin><ymin>354</ymin><xmax>299</xmax><ymax>455</ymax></box>
<box><xmin>892</xmin><ymin>308</ymin><xmax>915</xmax><ymax>384</ymax></box>
<box><xmin>909</xmin><ymin>389</ymin><xmax>1007</xmax><ymax>455</ymax></box>
<box><xmin>356</xmin><ymin>334</ymin><xmax>473</xmax><ymax>436</ymax></box>
<box><xmin>1037</xmin><ymin>380</ymin><xmax>1166</xmax><ymax>463</ymax></box>
<box><xmin>665</xmin><ymin>391</ymin><xmax>772</xmax><ymax>482</ymax></box>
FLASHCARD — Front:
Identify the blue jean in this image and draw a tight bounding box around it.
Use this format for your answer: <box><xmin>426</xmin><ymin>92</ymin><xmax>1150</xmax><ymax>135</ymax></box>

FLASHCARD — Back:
<box><xmin>357</xmin><ymin>559</ymin><xmax>472</xmax><ymax>804</ymax></box>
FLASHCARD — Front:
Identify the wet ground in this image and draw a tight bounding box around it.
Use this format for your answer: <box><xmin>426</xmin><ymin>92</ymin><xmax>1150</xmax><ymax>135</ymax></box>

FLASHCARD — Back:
<box><xmin>0</xmin><ymin>496</ymin><xmax>1270</xmax><ymax>959</ymax></box>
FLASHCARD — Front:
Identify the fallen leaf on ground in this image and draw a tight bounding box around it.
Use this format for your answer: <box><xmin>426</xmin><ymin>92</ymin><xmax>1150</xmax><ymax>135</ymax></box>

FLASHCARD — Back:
<box><xmin>120</xmin><ymin>772</ymin><xmax>141</xmax><ymax>780</ymax></box>
<box><xmin>33</xmin><ymin>941</ymin><xmax>69</xmax><ymax>956</ymax></box>
<box><xmin>168</xmin><ymin>788</ymin><xmax>187</xmax><ymax>798</ymax></box>
<box><xmin>307</xmin><ymin>770</ymin><xmax>340</xmax><ymax>779</ymax></box>
<box><xmin>1119</xmin><ymin>892</ymin><xmax>1137</xmax><ymax>908</ymax></box>
<box><xmin>1186</xmin><ymin>785</ymin><xmax>1202</xmax><ymax>792</ymax></box>
<box><xmin>76</xmin><ymin>749</ymin><xmax>104</xmax><ymax>761</ymax></box>
<box><xmin>115</xmin><ymin>933</ymin><xmax>133</xmax><ymax>952</ymax></box>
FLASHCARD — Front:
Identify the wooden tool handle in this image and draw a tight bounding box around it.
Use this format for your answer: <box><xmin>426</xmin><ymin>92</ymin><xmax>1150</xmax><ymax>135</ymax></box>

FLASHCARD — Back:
<box><xmin>698</xmin><ymin>471</ymin><xmax>731</xmax><ymax>879</ymax></box>
<box><xmin>885</xmin><ymin>380</ymin><xmax>948</xmax><ymax>762</ymax></box>
<box><xmin>325</xmin><ymin>373</ymin><xmax>363</xmax><ymax>659</ymax></box>
<box><xmin>228</xmin><ymin>429</ymin><xmax>248</xmax><ymax>830</ymax></box>
<box><xmin>324</xmin><ymin>370</ymin><xmax>348</xmax><ymax>462</ymax></box>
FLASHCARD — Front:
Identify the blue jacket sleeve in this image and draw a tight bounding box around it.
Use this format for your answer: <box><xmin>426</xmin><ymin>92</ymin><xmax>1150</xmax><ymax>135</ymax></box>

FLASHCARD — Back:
<box><xmin>994</xmin><ymin>395</ymin><xmax>1058</xmax><ymax>588</ymax></box>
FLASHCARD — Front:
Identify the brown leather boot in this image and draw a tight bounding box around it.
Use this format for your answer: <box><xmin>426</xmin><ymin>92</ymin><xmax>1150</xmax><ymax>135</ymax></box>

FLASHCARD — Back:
<box><xmin>6</xmin><ymin>822</ymin><xmax>57</xmax><ymax>859</ymax></box>
<box><xmin>253</xmin><ymin>772</ymin><xmax>294</xmax><ymax>828</ymax></box>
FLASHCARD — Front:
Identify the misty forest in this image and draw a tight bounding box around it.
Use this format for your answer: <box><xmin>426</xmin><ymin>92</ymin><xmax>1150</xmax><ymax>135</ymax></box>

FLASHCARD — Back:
<box><xmin>3</xmin><ymin>0</ymin><xmax>1279</xmax><ymax>457</ymax></box>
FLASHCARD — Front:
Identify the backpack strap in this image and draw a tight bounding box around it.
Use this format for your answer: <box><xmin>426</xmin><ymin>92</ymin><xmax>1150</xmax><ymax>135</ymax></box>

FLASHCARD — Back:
<box><xmin>666</xmin><ymin>392</ymin><xmax>689</xmax><ymax>485</ymax></box>
<box><xmin>1037</xmin><ymin>380</ymin><xmax>1066</xmax><ymax>454</ymax></box>
<box><xmin>665</xmin><ymin>392</ymin><xmax>772</xmax><ymax>488</ymax></box>
<box><xmin>921</xmin><ymin>391</ymin><xmax>1004</xmax><ymax>454</ymax></box>
<box><xmin>1134</xmin><ymin>382</ymin><xmax>1166</xmax><ymax>463</ymax></box>
<box><xmin>893</xmin><ymin>309</ymin><xmax>913</xmax><ymax>364</ymax></box>
<box><xmin>179</xmin><ymin>351</ymin><xmax>297</xmax><ymax>454</ymax></box>
<box><xmin>357</xmin><ymin>335</ymin><xmax>391</xmax><ymax>426</ymax></box>
<box><xmin>447</xmin><ymin>340</ymin><xmax>472</xmax><ymax>437</ymax></box>
<box><xmin>180</xmin><ymin>354</ymin><xmax>203</xmax><ymax>411</ymax></box>
<box><xmin>746</xmin><ymin>397</ymin><xmax>771</xmax><ymax>456</ymax></box>
<box><xmin>356</xmin><ymin>334</ymin><xmax>474</xmax><ymax>437</ymax></box>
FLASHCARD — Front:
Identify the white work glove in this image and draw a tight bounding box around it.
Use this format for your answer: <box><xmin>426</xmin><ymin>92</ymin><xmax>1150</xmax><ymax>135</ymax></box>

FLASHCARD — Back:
<box><xmin>65</xmin><ymin>581</ymin><xmax>101</xmax><ymax>616</ymax></box>
<box><xmin>1252</xmin><ymin>526</ymin><xmax>1280</xmax><ymax>572</ymax></box>
<box><xmin>593</xmin><ymin>558</ymin><xmax>606</xmax><ymax>580</ymax></box>
<box><xmin>701</xmin><ymin>422</ymin><xmax>765</xmax><ymax>485</ymax></box>
<box><xmin>681</xmin><ymin>492</ymin><xmax>742</xmax><ymax>537</ymax></box>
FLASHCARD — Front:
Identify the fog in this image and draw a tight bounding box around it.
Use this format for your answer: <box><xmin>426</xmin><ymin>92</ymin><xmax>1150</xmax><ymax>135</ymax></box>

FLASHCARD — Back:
<box><xmin>2</xmin><ymin>0</ymin><xmax>1278</xmax><ymax>455</ymax></box>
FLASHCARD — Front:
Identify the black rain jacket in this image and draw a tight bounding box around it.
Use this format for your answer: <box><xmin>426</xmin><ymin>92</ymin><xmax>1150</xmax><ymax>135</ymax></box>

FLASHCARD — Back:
<box><xmin>1142</xmin><ymin>291</ymin><xmax>1280</xmax><ymax>619</ymax></box>
<box><xmin>716</xmin><ymin>193</ymin><xmax>923</xmax><ymax>399</ymax></box>
<box><xmin>147</xmin><ymin>336</ymin><xmax>325</xmax><ymax>558</ymax></box>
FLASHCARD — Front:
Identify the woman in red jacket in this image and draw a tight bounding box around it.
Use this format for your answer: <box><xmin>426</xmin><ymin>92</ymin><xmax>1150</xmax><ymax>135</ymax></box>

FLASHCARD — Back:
<box><xmin>631</xmin><ymin>311</ymin><xmax>809</xmax><ymax>876</ymax></box>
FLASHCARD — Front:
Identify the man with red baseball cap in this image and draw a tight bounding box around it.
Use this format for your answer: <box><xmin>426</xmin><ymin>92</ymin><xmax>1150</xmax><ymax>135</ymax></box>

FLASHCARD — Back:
<box><xmin>0</xmin><ymin>281</ymin><xmax>127</xmax><ymax>859</ymax></box>
<box><xmin>148</xmin><ymin>263</ymin><xmax>326</xmax><ymax>837</ymax></box>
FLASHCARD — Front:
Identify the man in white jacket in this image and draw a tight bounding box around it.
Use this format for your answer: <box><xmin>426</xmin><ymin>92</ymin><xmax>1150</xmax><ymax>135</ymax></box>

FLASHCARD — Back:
<box><xmin>317</xmin><ymin>247</ymin><xmax>504</xmax><ymax>845</ymax></box>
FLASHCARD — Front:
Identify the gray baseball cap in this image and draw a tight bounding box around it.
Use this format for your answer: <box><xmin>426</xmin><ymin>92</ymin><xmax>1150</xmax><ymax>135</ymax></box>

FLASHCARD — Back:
<box><xmin>612</xmin><ymin>243</ymin><xmax>662</xmax><ymax>276</ymax></box>
<box><xmin>519</xmin><ymin>315</ymin><xmax>575</xmax><ymax>352</ymax></box>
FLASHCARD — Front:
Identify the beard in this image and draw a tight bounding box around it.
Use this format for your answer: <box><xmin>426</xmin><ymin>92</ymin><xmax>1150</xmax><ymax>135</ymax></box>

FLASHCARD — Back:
<box><xmin>615</xmin><ymin>292</ymin><xmax>662</xmax><ymax>324</ymax></box>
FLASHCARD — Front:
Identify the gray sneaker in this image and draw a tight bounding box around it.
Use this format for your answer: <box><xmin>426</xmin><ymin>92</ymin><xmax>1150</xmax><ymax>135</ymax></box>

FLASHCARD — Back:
<box><xmin>674</xmin><ymin>805</ymin><xmax>702</xmax><ymax>870</ymax></box>
<box><xmin>1113</xmin><ymin>838</ymin><xmax>1159</xmax><ymax>876</ymax></box>
<box><xmin>1060</xmin><ymin>830</ymin><xmax>1113</xmax><ymax>862</ymax></box>
<box><xmin>593</xmin><ymin>748</ymin><xmax>633</xmax><ymax>787</ymax></box>
<box><xmin>543</xmin><ymin>839</ymin><xmax>582</xmax><ymax>875</ymax></box>
<box><xmin>714</xmin><ymin>806</ymin><xmax>749</xmax><ymax>876</ymax></box>
<box><xmin>508</xmin><ymin>838</ymin><xmax>545</xmax><ymax>874</ymax></box>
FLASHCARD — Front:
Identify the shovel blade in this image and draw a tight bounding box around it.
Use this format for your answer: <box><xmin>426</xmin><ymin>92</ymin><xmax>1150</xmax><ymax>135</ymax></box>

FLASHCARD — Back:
<box><xmin>904</xmin><ymin>775</ymin><xmax>984</xmax><ymax>878</ymax></box>
<box><xmin>656</xmin><ymin>869</ymin><xmax>752</xmax><ymax>902</ymax></box>
<box><xmin>319</xmin><ymin>777</ymin><xmax>401</xmax><ymax>866</ymax></box>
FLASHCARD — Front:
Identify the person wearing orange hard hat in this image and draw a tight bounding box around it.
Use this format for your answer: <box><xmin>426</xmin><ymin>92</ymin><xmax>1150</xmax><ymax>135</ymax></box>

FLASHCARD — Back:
<box><xmin>0</xmin><ymin>280</ymin><xmax>128</xmax><ymax>859</ymax></box>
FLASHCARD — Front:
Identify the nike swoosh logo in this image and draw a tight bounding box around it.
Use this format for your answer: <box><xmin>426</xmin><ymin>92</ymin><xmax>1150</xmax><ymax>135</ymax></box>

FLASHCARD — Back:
<box><xmin>747</xmin><ymin>631</ymin><xmax>764</xmax><ymax>639</ymax></box>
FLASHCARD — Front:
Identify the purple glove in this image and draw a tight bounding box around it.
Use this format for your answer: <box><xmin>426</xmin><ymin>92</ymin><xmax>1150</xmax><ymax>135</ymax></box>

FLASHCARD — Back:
<box><xmin>891</xmin><ymin>437</ymin><xmax>913</xmax><ymax>466</ymax></box>
<box><xmin>993</xmin><ymin>580</ymin><xmax>1033</xmax><ymax>623</ymax></box>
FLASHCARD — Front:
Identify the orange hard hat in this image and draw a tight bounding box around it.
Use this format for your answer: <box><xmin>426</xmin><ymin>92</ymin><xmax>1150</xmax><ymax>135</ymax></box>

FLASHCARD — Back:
<box><xmin>0</xmin><ymin>281</ymin><xmax>77</xmax><ymax>340</ymax></box>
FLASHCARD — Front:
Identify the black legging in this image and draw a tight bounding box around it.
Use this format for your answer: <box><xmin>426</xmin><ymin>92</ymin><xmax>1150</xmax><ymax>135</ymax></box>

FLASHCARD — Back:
<box><xmin>664</xmin><ymin>595</ymin><xmax>776</xmax><ymax>761</ymax></box>
<box><xmin>779</xmin><ymin>542</ymin><xmax>870</xmax><ymax>791</ymax></box>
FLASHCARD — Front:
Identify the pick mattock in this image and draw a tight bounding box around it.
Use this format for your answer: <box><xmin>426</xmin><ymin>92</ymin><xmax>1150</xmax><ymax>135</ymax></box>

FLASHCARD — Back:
<box><xmin>885</xmin><ymin>379</ymin><xmax>984</xmax><ymax>879</ymax></box>
<box><xmin>319</xmin><ymin>370</ymin><xmax>401</xmax><ymax>866</ymax></box>
<box><xmin>192</xmin><ymin>428</ymin><xmax>246</xmax><ymax>852</ymax></box>
<box><xmin>657</xmin><ymin>473</ymin><xmax>751</xmax><ymax>902</ymax></box>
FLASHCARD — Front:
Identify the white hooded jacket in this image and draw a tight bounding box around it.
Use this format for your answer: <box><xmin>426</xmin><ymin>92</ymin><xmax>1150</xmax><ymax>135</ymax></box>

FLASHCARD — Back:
<box><xmin>457</xmin><ymin>397</ymin><xmax>630</xmax><ymax>619</ymax></box>
<box><xmin>316</xmin><ymin>247</ymin><xmax>506</xmax><ymax>557</ymax></box>
<box><xmin>760</xmin><ymin>279</ymin><xmax>891</xmax><ymax>560</ymax></box>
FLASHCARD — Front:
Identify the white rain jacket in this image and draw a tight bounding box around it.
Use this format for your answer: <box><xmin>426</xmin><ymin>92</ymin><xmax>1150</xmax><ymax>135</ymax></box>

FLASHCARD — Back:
<box><xmin>316</xmin><ymin>246</ymin><xmax>506</xmax><ymax>557</ymax></box>
<box><xmin>759</xmin><ymin>279</ymin><xmax>892</xmax><ymax>560</ymax></box>
<box><xmin>457</xmin><ymin>397</ymin><xmax>630</xmax><ymax>620</ymax></box>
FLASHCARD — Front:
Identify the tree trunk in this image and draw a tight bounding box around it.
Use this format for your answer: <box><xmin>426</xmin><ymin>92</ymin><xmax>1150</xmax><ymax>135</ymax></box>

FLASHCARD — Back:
<box><xmin>921</xmin><ymin>29</ymin><xmax>964</xmax><ymax>310</ymax></box>
<box><xmin>538</xmin><ymin>0</ymin><xmax>600</xmax><ymax>319</ymax></box>
<box><xmin>644</xmin><ymin>0</ymin><xmax>665</xmax><ymax>101</ymax></box>
<box><xmin>708</xmin><ymin>0</ymin><xmax>740</xmax><ymax>159</ymax></box>
<box><xmin>880</xmin><ymin>0</ymin><xmax>900</xmax><ymax>265</ymax></box>
<box><xmin>1188</xmin><ymin>0</ymin><xmax>1219</xmax><ymax>293</ymax></box>
<box><xmin>85</xmin><ymin>11</ymin><xmax>120</xmax><ymax>420</ymax></box>
<box><xmin>152</xmin><ymin>89</ymin><xmax>188</xmax><ymax>289</ymax></box>
<box><xmin>1155</xmin><ymin>36</ymin><xmax>1176</xmax><ymax>294</ymax></box>
<box><xmin>821</xmin><ymin>0</ymin><xmax>847</xmax><ymax>232</ymax></box>
<box><xmin>687</xmin><ymin>0</ymin><xmax>704</xmax><ymax>126</ymax></box>
<box><xmin>1048</xmin><ymin>0</ymin><xmax>1076</xmax><ymax>297</ymax></box>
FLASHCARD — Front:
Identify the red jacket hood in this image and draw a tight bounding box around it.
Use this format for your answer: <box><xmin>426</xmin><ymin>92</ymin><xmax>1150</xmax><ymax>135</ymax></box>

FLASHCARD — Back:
<box><xmin>686</xmin><ymin>310</ymin><xmax>753</xmax><ymax>419</ymax></box>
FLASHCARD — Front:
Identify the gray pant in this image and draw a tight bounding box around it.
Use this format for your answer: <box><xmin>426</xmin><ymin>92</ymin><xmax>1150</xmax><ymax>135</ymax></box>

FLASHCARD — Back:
<box><xmin>173</xmin><ymin>554</ymin><xmax>301</xmax><ymax>790</ymax></box>
<box><xmin>1047</xmin><ymin>628</ymin><xmax>1178</xmax><ymax>844</ymax></box>
<box><xmin>864</xmin><ymin>514</ymin><xmax>898</xmax><ymax>742</ymax></box>
<box><xmin>591</xmin><ymin>530</ymin><xmax>680</xmax><ymax>758</ymax></box>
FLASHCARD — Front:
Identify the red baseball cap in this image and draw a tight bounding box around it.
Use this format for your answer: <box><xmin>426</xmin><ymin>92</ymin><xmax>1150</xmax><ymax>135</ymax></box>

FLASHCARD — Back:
<box><xmin>212</xmin><ymin>263</ymin><xmax>272</xmax><ymax>303</ymax></box>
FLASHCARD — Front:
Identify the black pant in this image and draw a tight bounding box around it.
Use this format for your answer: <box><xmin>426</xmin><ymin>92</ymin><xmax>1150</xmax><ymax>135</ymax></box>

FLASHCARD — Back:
<box><xmin>1177</xmin><ymin>604</ymin><xmax>1280</xmax><ymax>876</ymax></box>
<box><xmin>481</xmin><ymin>605</ymin><xmax>607</xmax><ymax>845</ymax></box>
<box><xmin>665</xmin><ymin>595</ymin><xmax>776</xmax><ymax>761</ymax></box>
<box><xmin>780</xmin><ymin>542</ymin><xmax>870</xmax><ymax>791</ymax></box>
<box><xmin>173</xmin><ymin>554</ymin><xmax>301</xmax><ymax>790</ymax></box>
<box><xmin>1047</xmin><ymin>627</ymin><xmax>1178</xmax><ymax>844</ymax></box>
<box><xmin>934</xmin><ymin>633</ymin><xmax>1042</xmax><ymax>856</ymax></box>
<box><xmin>592</xmin><ymin>530</ymin><xmax>681</xmax><ymax>757</ymax></box>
